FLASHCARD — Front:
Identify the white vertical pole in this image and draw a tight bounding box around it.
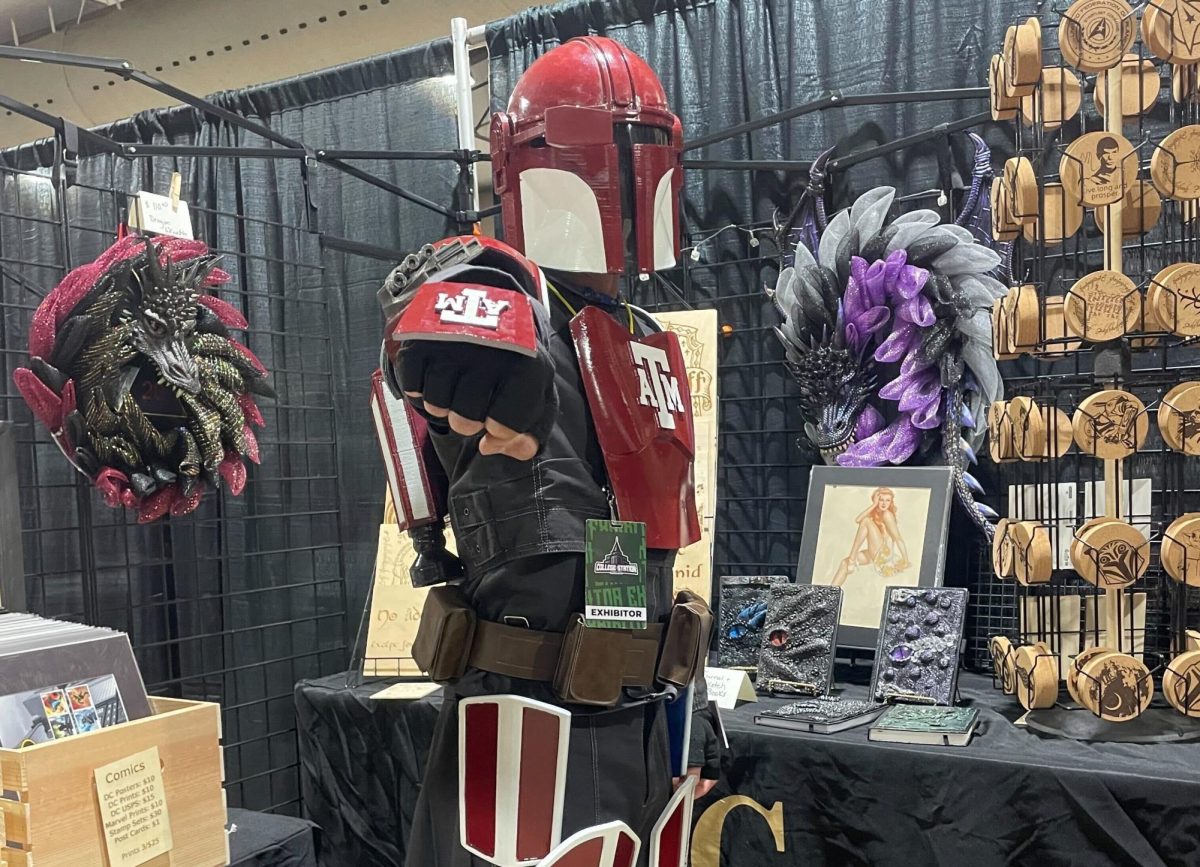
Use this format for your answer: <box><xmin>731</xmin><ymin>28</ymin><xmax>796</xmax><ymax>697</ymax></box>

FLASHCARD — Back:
<box><xmin>450</xmin><ymin>17</ymin><xmax>480</xmax><ymax>213</ymax></box>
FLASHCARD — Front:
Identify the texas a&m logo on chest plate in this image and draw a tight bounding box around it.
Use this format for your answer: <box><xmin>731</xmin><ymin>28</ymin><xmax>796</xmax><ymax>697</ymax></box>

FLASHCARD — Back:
<box><xmin>394</xmin><ymin>281</ymin><xmax>538</xmax><ymax>356</ymax></box>
<box><xmin>570</xmin><ymin>306</ymin><xmax>701</xmax><ymax>550</ymax></box>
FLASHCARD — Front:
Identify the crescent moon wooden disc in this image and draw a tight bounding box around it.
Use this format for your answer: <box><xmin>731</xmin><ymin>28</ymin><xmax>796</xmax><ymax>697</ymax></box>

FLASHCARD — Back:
<box><xmin>1079</xmin><ymin>651</ymin><xmax>1153</xmax><ymax>721</ymax></box>
<box><xmin>1162</xmin><ymin>512</ymin><xmax>1200</xmax><ymax>585</ymax></box>
<box><xmin>1163</xmin><ymin>649</ymin><xmax>1200</xmax><ymax>717</ymax></box>
<box><xmin>1059</xmin><ymin>0</ymin><xmax>1136</xmax><ymax>73</ymax></box>
<box><xmin>1072</xmin><ymin>518</ymin><xmax>1150</xmax><ymax>588</ymax></box>
<box><xmin>1067</xmin><ymin>646</ymin><xmax>1114</xmax><ymax>705</ymax></box>
<box><xmin>1157</xmin><ymin>381</ymin><xmax>1200</xmax><ymax>454</ymax></box>
<box><xmin>1014</xmin><ymin>644</ymin><xmax>1060</xmax><ymax>710</ymax></box>
<box><xmin>1063</xmin><ymin>270</ymin><xmax>1140</xmax><ymax>341</ymax></box>
<box><xmin>1061</xmin><ymin>131</ymin><xmax>1138</xmax><ymax>208</ymax></box>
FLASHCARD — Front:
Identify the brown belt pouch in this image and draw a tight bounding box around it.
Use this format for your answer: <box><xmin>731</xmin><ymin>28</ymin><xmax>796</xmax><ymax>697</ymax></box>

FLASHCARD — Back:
<box><xmin>552</xmin><ymin>614</ymin><xmax>629</xmax><ymax>707</ymax></box>
<box><xmin>657</xmin><ymin>590</ymin><xmax>715</xmax><ymax>689</ymax></box>
<box><xmin>412</xmin><ymin>585</ymin><xmax>477</xmax><ymax>683</ymax></box>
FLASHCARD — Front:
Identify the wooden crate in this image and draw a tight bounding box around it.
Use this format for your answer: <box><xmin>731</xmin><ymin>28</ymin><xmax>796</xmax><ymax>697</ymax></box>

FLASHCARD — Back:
<box><xmin>1</xmin><ymin>697</ymin><xmax>227</xmax><ymax>866</ymax></box>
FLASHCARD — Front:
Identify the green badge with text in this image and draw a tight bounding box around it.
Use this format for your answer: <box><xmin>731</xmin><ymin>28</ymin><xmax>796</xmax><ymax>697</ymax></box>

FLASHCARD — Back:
<box><xmin>584</xmin><ymin>519</ymin><xmax>648</xmax><ymax>629</ymax></box>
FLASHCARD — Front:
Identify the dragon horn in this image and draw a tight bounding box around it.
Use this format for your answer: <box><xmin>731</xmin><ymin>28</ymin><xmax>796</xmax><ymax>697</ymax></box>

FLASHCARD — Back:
<box><xmin>960</xmin><ymin>438</ymin><xmax>978</xmax><ymax>466</ymax></box>
<box><xmin>962</xmin><ymin>472</ymin><xmax>985</xmax><ymax>496</ymax></box>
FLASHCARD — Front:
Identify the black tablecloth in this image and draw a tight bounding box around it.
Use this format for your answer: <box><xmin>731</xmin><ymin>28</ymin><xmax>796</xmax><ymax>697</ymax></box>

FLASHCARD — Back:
<box><xmin>228</xmin><ymin>807</ymin><xmax>319</xmax><ymax>866</ymax></box>
<box><xmin>296</xmin><ymin>672</ymin><xmax>1200</xmax><ymax>867</ymax></box>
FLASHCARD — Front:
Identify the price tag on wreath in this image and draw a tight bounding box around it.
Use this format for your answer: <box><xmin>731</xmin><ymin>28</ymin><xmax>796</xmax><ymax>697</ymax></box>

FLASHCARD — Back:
<box><xmin>584</xmin><ymin>519</ymin><xmax>648</xmax><ymax>629</ymax></box>
<box><xmin>93</xmin><ymin>746</ymin><xmax>173</xmax><ymax>867</ymax></box>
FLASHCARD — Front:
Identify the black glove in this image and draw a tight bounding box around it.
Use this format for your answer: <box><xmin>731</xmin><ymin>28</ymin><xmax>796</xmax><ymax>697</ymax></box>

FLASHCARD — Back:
<box><xmin>688</xmin><ymin>705</ymin><xmax>723</xmax><ymax>782</ymax></box>
<box><xmin>395</xmin><ymin>339</ymin><xmax>557</xmax><ymax>460</ymax></box>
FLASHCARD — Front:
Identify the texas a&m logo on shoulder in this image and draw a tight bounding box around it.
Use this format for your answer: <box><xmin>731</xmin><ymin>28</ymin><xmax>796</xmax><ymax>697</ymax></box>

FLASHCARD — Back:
<box><xmin>630</xmin><ymin>343</ymin><xmax>685</xmax><ymax>430</ymax></box>
<box><xmin>435</xmin><ymin>287</ymin><xmax>510</xmax><ymax>329</ymax></box>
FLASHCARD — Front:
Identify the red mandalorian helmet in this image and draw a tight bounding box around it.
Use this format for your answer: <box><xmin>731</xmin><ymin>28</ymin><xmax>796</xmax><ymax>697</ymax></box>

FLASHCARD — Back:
<box><xmin>490</xmin><ymin>36</ymin><xmax>683</xmax><ymax>276</ymax></box>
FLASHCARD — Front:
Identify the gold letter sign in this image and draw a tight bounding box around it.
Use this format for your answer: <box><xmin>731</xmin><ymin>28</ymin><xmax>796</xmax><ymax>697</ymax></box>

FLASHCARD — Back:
<box><xmin>691</xmin><ymin>795</ymin><xmax>786</xmax><ymax>866</ymax></box>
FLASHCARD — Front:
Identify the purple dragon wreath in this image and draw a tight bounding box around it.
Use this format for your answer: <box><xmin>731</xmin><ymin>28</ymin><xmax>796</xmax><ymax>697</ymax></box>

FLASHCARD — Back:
<box><xmin>770</xmin><ymin>139</ymin><xmax>1006</xmax><ymax>537</ymax></box>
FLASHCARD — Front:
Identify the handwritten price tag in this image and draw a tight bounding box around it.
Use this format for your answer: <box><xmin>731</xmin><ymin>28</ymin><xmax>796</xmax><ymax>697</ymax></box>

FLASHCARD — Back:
<box><xmin>130</xmin><ymin>190</ymin><xmax>194</xmax><ymax>239</ymax></box>
<box><xmin>93</xmin><ymin>746</ymin><xmax>173</xmax><ymax>866</ymax></box>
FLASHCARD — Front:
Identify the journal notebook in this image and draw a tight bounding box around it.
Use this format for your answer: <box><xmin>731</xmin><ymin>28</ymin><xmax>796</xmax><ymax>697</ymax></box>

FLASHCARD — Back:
<box><xmin>868</xmin><ymin>704</ymin><xmax>980</xmax><ymax>747</ymax></box>
<box><xmin>754</xmin><ymin>697</ymin><xmax>884</xmax><ymax>735</ymax></box>
<box><xmin>756</xmin><ymin>584</ymin><xmax>842</xmax><ymax>695</ymax></box>
<box><xmin>870</xmin><ymin>586</ymin><xmax>968</xmax><ymax>706</ymax></box>
<box><xmin>717</xmin><ymin>575</ymin><xmax>788</xmax><ymax>672</ymax></box>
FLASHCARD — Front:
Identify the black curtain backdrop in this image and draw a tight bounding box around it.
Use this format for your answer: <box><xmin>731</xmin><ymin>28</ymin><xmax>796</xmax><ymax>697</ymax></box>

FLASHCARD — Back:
<box><xmin>1</xmin><ymin>0</ymin><xmax>1037</xmax><ymax>680</ymax></box>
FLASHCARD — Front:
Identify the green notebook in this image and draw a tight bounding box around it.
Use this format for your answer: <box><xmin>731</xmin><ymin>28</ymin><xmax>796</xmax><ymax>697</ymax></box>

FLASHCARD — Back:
<box><xmin>868</xmin><ymin>704</ymin><xmax>980</xmax><ymax>747</ymax></box>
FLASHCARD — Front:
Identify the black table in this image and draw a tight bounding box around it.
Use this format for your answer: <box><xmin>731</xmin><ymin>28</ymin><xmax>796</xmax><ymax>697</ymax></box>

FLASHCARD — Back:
<box><xmin>296</xmin><ymin>672</ymin><xmax>1200</xmax><ymax>867</ymax></box>
<box><xmin>228</xmin><ymin>807</ymin><xmax>320</xmax><ymax>866</ymax></box>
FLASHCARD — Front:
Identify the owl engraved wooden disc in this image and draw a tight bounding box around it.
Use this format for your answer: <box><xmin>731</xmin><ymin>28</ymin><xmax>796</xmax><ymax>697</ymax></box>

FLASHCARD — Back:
<box><xmin>1163</xmin><ymin>649</ymin><xmax>1200</xmax><ymax>716</ymax></box>
<box><xmin>1072</xmin><ymin>518</ymin><xmax>1149</xmax><ymax>588</ymax></box>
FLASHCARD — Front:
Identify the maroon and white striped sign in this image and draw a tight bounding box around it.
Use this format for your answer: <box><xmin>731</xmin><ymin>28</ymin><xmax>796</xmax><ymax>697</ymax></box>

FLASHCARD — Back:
<box><xmin>540</xmin><ymin>821</ymin><xmax>641</xmax><ymax>867</ymax></box>
<box><xmin>649</xmin><ymin>776</ymin><xmax>695</xmax><ymax>867</ymax></box>
<box><xmin>370</xmin><ymin>366</ymin><xmax>437</xmax><ymax>531</ymax></box>
<box><xmin>458</xmin><ymin>696</ymin><xmax>571</xmax><ymax>866</ymax></box>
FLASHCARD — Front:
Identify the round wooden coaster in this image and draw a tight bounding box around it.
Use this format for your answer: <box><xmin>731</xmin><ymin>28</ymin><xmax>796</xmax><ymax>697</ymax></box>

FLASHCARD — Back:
<box><xmin>990</xmin><ymin>635</ymin><xmax>1017</xmax><ymax>695</ymax></box>
<box><xmin>1003</xmin><ymin>157</ymin><xmax>1040</xmax><ymax>224</ymax></box>
<box><xmin>1061</xmin><ymin>131</ymin><xmax>1137</xmax><ymax>208</ymax></box>
<box><xmin>1067</xmin><ymin>646</ymin><xmax>1114</xmax><ymax>705</ymax></box>
<box><xmin>1041</xmin><ymin>405</ymin><xmax>1075</xmax><ymax>457</ymax></box>
<box><xmin>1024</xmin><ymin>183</ymin><xmax>1084</xmax><ymax>245</ymax></box>
<box><xmin>1014</xmin><ymin>644</ymin><xmax>1060</xmax><ymax>710</ymax></box>
<box><xmin>992</xmin><ymin>298</ymin><xmax>1019</xmax><ymax>360</ymax></box>
<box><xmin>1163</xmin><ymin>650</ymin><xmax>1200</xmax><ymax>717</ymax></box>
<box><xmin>1162</xmin><ymin>512</ymin><xmax>1200</xmax><ymax>585</ymax></box>
<box><xmin>1094</xmin><ymin>180</ymin><xmax>1163</xmax><ymax>237</ymax></box>
<box><xmin>1074</xmin><ymin>518</ymin><xmax>1150</xmax><ymax>588</ymax></box>
<box><xmin>1059</xmin><ymin>0</ymin><xmax>1136</xmax><ymax>73</ymax></box>
<box><xmin>1157</xmin><ymin>382</ymin><xmax>1200</xmax><ymax>454</ymax></box>
<box><xmin>991</xmin><ymin>54</ymin><xmax>1021</xmax><ymax>120</ymax></box>
<box><xmin>1079</xmin><ymin>651</ymin><xmax>1153</xmax><ymax>721</ymax></box>
<box><xmin>993</xmin><ymin>518</ymin><xmax>1013</xmax><ymax>579</ymax></box>
<box><xmin>1022</xmin><ymin>68</ymin><xmax>1083</xmax><ymax>128</ymax></box>
<box><xmin>1012</xmin><ymin>520</ymin><xmax>1053</xmax><ymax>585</ymax></box>
<box><xmin>1153</xmin><ymin>262</ymin><xmax>1200</xmax><ymax>335</ymax></box>
<box><xmin>1040</xmin><ymin>296</ymin><xmax>1084</xmax><ymax>354</ymax></box>
<box><xmin>1151</xmin><ymin>125</ymin><xmax>1200</xmax><ymax>200</ymax></box>
<box><xmin>1069</xmin><ymin>517</ymin><xmax>1122</xmax><ymax>570</ymax></box>
<box><xmin>1143</xmin><ymin>0</ymin><xmax>1200</xmax><ymax>63</ymax></box>
<box><xmin>1095</xmin><ymin>55</ymin><xmax>1162</xmax><ymax>116</ymax></box>
<box><xmin>991</xmin><ymin>177</ymin><xmax>1021</xmax><ymax>241</ymax></box>
<box><xmin>988</xmin><ymin>399</ymin><xmax>1018</xmax><ymax>462</ymax></box>
<box><xmin>1007</xmin><ymin>19</ymin><xmax>1044</xmax><ymax>93</ymax></box>
<box><xmin>1073</xmin><ymin>390</ymin><xmax>1148</xmax><ymax>458</ymax></box>
<box><xmin>1063</xmin><ymin>270</ymin><xmax>1139</xmax><ymax>341</ymax></box>
<box><xmin>1173</xmin><ymin>62</ymin><xmax>1199</xmax><ymax>103</ymax></box>
<box><xmin>1006</xmin><ymin>285</ymin><xmax>1042</xmax><ymax>350</ymax></box>
<box><xmin>1009</xmin><ymin>395</ymin><xmax>1047</xmax><ymax>459</ymax></box>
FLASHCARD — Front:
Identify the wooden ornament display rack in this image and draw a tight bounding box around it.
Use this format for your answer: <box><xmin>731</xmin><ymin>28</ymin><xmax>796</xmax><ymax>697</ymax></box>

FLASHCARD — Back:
<box><xmin>986</xmin><ymin>0</ymin><xmax>1200</xmax><ymax>725</ymax></box>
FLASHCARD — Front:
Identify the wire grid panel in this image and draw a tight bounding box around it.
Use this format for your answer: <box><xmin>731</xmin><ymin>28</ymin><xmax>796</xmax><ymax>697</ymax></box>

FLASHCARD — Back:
<box><xmin>640</xmin><ymin>237</ymin><xmax>811</xmax><ymax>580</ymax></box>
<box><xmin>0</xmin><ymin>159</ymin><xmax>346</xmax><ymax>816</ymax></box>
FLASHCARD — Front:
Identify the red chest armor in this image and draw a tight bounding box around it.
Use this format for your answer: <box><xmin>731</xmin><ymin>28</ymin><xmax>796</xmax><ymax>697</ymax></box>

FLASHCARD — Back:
<box><xmin>569</xmin><ymin>306</ymin><xmax>701</xmax><ymax>550</ymax></box>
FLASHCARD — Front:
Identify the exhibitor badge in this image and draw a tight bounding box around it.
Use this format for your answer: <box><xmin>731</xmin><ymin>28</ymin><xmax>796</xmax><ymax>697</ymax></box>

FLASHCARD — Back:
<box><xmin>584</xmin><ymin>519</ymin><xmax>648</xmax><ymax>629</ymax></box>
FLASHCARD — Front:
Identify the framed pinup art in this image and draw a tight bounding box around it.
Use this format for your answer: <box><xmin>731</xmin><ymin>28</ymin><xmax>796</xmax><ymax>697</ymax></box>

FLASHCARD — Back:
<box><xmin>795</xmin><ymin>466</ymin><xmax>954</xmax><ymax>650</ymax></box>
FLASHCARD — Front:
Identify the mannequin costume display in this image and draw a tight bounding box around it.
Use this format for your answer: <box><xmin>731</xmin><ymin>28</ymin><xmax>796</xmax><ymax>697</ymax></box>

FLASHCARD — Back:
<box><xmin>374</xmin><ymin>37</ymin><xmax>720</xmax><ymax>867</ymax></box>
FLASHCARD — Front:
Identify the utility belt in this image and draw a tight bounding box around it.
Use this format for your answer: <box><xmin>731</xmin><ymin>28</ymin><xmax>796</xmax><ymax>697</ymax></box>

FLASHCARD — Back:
<box><xmin>412</xmin><ymin>585</ymin><xmax>713</xmax><ymax>707</ymax></box>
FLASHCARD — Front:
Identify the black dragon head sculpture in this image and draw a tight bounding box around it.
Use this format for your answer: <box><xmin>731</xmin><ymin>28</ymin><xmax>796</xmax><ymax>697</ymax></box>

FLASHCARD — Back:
<box><xmin>15</xmin><ymin>235</ymin><xmax>274</xmax><ymax>521</ymax></box>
